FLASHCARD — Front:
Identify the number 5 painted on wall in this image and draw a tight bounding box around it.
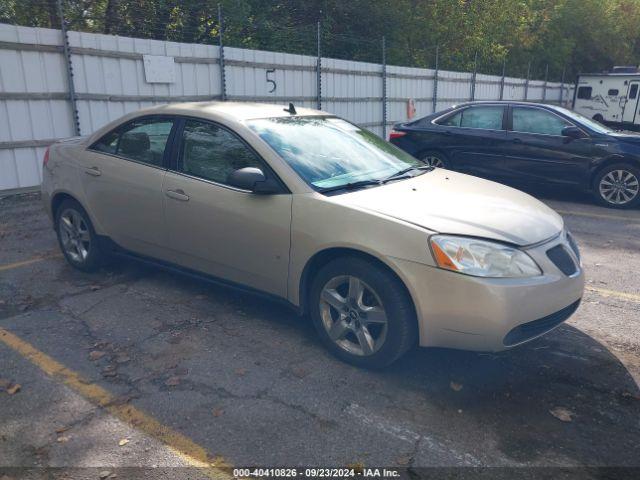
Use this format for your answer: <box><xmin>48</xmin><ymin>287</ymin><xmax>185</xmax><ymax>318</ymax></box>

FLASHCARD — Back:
<box><xmin>266</xmin><ymin>69</ymin><xmax>276</xmax><ymax>93</ymax></box>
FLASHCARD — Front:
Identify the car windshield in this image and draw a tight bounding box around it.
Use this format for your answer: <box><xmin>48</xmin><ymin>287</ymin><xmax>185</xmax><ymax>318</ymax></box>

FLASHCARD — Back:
<box><xmin>246</xmin><ymin>116</ymin><xmax>424</xmax><ymax>191</ymax></box>
<box><xmin>552</xmin><ymin>106</ymin><xmax>614</xmax><ymax>134</ymax></box>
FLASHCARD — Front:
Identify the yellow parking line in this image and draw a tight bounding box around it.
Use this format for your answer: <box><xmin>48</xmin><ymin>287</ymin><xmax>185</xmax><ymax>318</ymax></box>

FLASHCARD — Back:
<box><xmin>586</xmin><ymin>286</ymin><xmax>640</xmax><ymax>303</ymax></box>
<box><xmin>0</xmin><ymin>253</ymin><xmax>62</xmax><ymax>272</ymax></box>
<box><xmin>555</xmin><ymin>209</ymin><xmax>640</xmax><ymax>222</ymax></box>
<box><xmin>0</xmin><ymin>328</ymin><xmax>232</xmax><ymax>479</ymax></box>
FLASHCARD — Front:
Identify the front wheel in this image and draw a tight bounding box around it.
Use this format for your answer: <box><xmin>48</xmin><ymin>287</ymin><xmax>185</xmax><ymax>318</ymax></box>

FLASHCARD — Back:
<box><xmin>593</xmin><ymin>164</ymin><xmax>640</xmax><ymax>209</ymax></box>
<box><xmin>55</xmin><ymin>199</ymin><xmax>106</xmax><ymax>272</ymax></box>
<box><xmin>309</xmin><ymin>257</ymin><xmax>417</xmax><ymax>368</ymax></box>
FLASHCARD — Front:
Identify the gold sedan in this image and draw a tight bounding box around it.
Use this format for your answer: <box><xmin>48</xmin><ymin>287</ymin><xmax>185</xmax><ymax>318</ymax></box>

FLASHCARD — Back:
<box><xmin>42</xmin><ymin>102</ymin><xmax>584</xmax><ymax>368</ymax></box>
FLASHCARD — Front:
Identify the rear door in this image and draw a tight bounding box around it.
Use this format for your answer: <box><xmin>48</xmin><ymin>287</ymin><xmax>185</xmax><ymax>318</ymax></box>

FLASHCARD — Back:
<box><xmin>503</xmin><ymin>105</ymin><xmax>593</xmax><ymax>186</ymax></box>
<box><xmin>622</xmin><ymin>81</ymin><xmax>640</xmax><ymax>124</ymax></box>
<box><xmin>433</xmin><ymin>105</ymin><xmax>508</xmax><ymax>179</ymax></box>
<box><xmin>162</xmin><ymin>118</ymin><xmax>292</xmax><ymax>298</ymax></box>
<box><xmin>81</xmin><ymin>116</ymin><xmax>176</xmax><ymax>258</ymax></box>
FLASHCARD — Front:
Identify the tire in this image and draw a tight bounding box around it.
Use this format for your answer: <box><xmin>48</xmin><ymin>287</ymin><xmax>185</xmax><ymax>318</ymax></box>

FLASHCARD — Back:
<box><xmin>592</xmin><ymin>163</ymin><xmax>640</xmax><ymax>209</ymax></box>
<box><xmin>55</xmin><ymin>199</ymin><xmax>106</xmax><ymax>272</ymax></box>
<box><xmin>420</xmin><ymin>150</ymin><xmax>448</xmax><ymax>169</ymax></box>
<box><xmin>309</xmin><ymin>256</ymin><xmax>417</xmax><ymax>368</ymax></box>
<box><xmin>593</xmin><ymin>114</ymin><xmax>605</xmax><ymax>124</ymax></box>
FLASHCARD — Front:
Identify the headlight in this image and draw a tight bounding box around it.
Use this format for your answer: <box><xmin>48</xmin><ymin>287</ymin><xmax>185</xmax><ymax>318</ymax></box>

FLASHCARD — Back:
<box><xmin>429</xmin><ymin>235</ymin><xmax>542</xmax><ymax>278</ymax></box>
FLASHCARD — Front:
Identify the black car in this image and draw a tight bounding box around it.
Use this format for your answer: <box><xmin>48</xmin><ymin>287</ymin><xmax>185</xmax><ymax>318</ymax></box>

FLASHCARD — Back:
<box><xmin>389</xmin><ymin>101</ymin><xmax>640</xmax><ymax>208</ymax></box>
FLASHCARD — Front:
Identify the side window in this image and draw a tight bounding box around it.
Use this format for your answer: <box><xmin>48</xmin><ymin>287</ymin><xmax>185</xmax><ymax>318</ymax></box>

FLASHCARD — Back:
<box><xmin>577</xmin><ymin>86</ymin><xmax>592</xmax><ymax>99</ymax></box>
<box><xmin>438</xmin><ymin>111</ymin><xmax>462</xmax><ymax>127</ymax></box>
<box><xmin>179</xmin><ymin>120</ymin><xmax>262</xmax><ymax>185</ymax></box>
<box><xmin>91</xmin><ymin>130</ymin><xmax>119</xmax><ymax>154</ymax></box>
<box><xmin>91</xmin><ymin>117</ymin><xmax>173</xmax><ymax>167</ymax></box>
<box><xmin>512</xmin><ymin>107</ymin><xmax>571</xmax><ymax>136</ymax></box>
<box><xmin>629</xmin><ymin>84</ymin><xmax>639</xmax><ymax>100</ymax></box>
<box><xmin>608</xmin><ymin>89</ymin><xmax>619</xmax><ymax>96</ymax></box>
<box><xmin>460</xmin><ymin>106</ymin><xmax>504</xmax><ymax>130</ymax></box>
<box><xmin>118</xmin><ymin>119</ymin><xmax>173</xmax><ymax>166</ymax></box>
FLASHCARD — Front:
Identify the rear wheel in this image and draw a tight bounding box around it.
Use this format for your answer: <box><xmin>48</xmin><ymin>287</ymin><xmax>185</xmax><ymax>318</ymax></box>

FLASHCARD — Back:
<box><xmin>55</xmin><ymin>199</ymin><xmax>106</xmax><ymax>272</ymax></box>
<box><xmin>593</xmin><ymin>163</ymin><xmax>640</xmax><ymax>209</ymax></box>
<box><xmin>309</xmin><ymin>257</ymin><xmax>417</xmax><ymax>368</ymax></box>
<box><xmin>421</xmin><ymin>151</ymin><xmax>447</xmax><ymax>168</ymax></box>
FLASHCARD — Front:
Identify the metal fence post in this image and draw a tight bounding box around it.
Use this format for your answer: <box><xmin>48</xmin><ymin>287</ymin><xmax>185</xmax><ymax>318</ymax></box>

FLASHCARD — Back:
<box><xmin>559</xmin><ymin>67</ymin><xmax>566</xmax><ymax>106</ymax></box>
<box><xmin>381</xmin><ymin>36</ymin><xmax>387</xmax><ymax>139</ymax></box>
<box><xmin>316</xmin><ymin>20</ymin><xmax>322</xmax><ymax>110</ymax></box>
<box><xmin>218</xmin><ymin>4</ymin><xmax>226</xmax><ymax>101</ymax></box>
<box><xmin>499</xmin><ymin>57</ymin><xmax>506</xmax><ymax>100</ymax></box>
<box><xmin>542</xmin><ymin>64</ymin><xmax>548</xmax><ymax>102</ymax></box>
<box><xmin>524</xmin><ymin>61</ymin><xmax>531</xmax><ymax>101</ymax></box>
<box><xmin>432</xmin><ymin>46</ymin><xmax>439</xmax><ymax>113</ymax></box>
<box><xmin>470</xmin><ymin>50</ymin><xmax>478</xmax><ymax>101</ymax></box>
<box><xmin>57</xmin><ymin>0</ymin><xmax>80</xmax><ymax>136</ymax></box>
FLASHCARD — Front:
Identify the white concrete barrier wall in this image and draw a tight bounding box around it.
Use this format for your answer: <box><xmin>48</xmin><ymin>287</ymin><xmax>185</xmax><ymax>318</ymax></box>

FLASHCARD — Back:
<box><xmin>0</xmin><ymin>23</ymin><xmax>573</xmax><ymax>192</ymax></box>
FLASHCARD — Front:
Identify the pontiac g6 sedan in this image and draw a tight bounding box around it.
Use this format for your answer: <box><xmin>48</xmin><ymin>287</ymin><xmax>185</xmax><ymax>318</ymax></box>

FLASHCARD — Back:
<box><xmin>42</xmin><ymin>102</ymin><xmax>584</xmax><ymax>368</ymax></box>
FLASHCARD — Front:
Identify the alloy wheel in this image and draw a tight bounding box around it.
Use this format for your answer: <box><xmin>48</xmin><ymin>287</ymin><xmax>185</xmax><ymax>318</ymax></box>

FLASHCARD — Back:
<box><xmin>599</xmin><ymin>169</ymin><xmax>639</xmax><ymax>205</ymax></box>
<box><xmin>423</xmin><ymin>155</ymin><xmax>445</xmax><ymax>168</ymax></box>
<box><xmin>319</xmin><ymin>275</ymin><xmax>388</xmax><ymax>356</ymax></box>
<box><xmin>59</xmin><ymin>208</ymin><xmax>91</xmax><ymax>263</ymax></box>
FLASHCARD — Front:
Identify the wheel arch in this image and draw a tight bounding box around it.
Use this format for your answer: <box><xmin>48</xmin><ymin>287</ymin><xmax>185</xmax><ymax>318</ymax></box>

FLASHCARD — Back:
<box><xmin>590</xmin><ymin>156</ymin><xmax>640</xmax><ymax>189</ymax></box>
<box><xmin>298</xmin><ymin>247</ymin><xmax>417</xmax><ymax>320</ymax></box>
<box><xmin>416</xmin><ymin>147</ymin><xmax>449</xmax><ymax>162</ymax></box>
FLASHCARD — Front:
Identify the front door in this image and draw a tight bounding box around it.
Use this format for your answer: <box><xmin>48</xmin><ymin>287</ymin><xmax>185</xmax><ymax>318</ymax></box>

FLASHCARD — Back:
<box><xmin>80</xmin><ymin>116</ymin><xmax>175</xmax><ymax>258</ymax></box>
<box><xmin>503</xmin><ymin>106</ymin><xmax>593</xmax><ymax>186</ymax></box>
<box><xmin>622</xmin><ymin>81</ymin><xmax>640</xmax><ymax>124</ymax></box>
<box><xmin>162</xmin><ymin>118</ymin><xmax>292</xmax><ymax>298</ymax></box>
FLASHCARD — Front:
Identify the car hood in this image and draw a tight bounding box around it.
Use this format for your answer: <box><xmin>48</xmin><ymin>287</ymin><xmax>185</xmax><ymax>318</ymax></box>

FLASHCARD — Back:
<box><xmin>334</xmin><ymin>169</ymin><xmax>563</xmax><ymax>246</ymax></box>
<box><xmin>609</xmin><ymin>131</ymin><xmax>640</xmax><ymax>145</ymax></box>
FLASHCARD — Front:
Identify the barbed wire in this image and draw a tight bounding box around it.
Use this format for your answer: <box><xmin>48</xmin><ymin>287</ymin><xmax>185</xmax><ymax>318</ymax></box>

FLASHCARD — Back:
<box><xmin>0</xmin><ymin>0</ymin><xmax>569</xmax><ymax>82</ymax></box>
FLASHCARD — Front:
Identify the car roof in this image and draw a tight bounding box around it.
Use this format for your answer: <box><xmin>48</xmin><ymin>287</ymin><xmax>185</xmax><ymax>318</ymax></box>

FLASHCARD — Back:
<box><xmin>128</xmin><ymin>101</ymin><xmax>328</xmax><ymax>121</ymax></box>
<box><xmin>452</xmin><ymin>100</ymin><xmax>556</xmax><ymax>108</ymax></box>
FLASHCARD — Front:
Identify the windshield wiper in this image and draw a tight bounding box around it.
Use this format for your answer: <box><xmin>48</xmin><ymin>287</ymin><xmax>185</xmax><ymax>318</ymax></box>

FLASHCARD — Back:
<box><xmin>317</xmin><ymin>179</ymin><xmax>383</xmax><ymax>193</ymax></box>
<box><xmin>382</xmin><ymin>165</ymin><xmax>433</xmax><ymax>183</ymax></box>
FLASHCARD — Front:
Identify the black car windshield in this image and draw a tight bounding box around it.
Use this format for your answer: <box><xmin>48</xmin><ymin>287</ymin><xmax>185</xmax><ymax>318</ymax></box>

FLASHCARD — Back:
<box><xmin>246</xmin><ymin>116</ymin><xmax>424</xmax><ymax>190</ymax></box>
<box><xmin>551</xmin><ymin>106</ymin><xmax>614</xmax><ymax>134</ymax></box>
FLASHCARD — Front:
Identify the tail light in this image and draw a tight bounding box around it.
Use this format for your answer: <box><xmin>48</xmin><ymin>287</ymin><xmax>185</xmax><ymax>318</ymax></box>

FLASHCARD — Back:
<box><xmin>389</xmin><ymin>130</ymin><xmax>406</xmax><ymax>141</ymax></box>
<box><xmin>43</xmin><ymin>146</ymin><xmax>50</xmax><ymax>168</ymax></box>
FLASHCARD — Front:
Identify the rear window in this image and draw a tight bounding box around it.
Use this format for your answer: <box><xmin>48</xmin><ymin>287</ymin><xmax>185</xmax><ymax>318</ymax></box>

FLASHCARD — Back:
<box><xmin>437</xmin><ymin>106</ymin><xmax>504</xmax><ymax>130</ymax></box>
<box><xmin>577</xmin><ymin>86</ymin><xmax>592</xmax><ymax>99</ymax></box>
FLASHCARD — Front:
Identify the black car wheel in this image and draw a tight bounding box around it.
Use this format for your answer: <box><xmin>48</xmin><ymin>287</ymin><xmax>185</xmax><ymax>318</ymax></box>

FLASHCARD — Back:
<box><xmin>55</xmin><ymin>199</ymin><xmax>107</xmax><ymax>272</ymax></box>
<box><xmin>309</xmin><ymin>257</ymin><xmax>417</xmax><ymax>369</ymax></box>
<box><xmin>593</xmin><ymin>163</ymin><xmax>640</xmax><ymax>209</ymax></box>
<box><xmin>421</xmin><ymin>151</ymin><xmax>447</xmax><ymax>169</ymax></box>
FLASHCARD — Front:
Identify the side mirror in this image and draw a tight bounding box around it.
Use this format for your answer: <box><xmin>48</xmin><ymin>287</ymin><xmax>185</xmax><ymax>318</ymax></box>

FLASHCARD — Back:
<box><xmin>227</xmin><ymin>167</ymin><xmax>281</xmax><ymax>194</ymax></box>
<box><xmin>561</xmin><ymin>126</ymin><xmax>587</xmax><ymax>140</ymax></box>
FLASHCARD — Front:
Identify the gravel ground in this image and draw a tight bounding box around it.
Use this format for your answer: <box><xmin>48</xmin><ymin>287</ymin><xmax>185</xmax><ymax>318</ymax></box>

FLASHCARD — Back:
<box><xmin>0</xmin><ymin>189</ymin><xmax>639</xmax><ymax>479</ymax></box>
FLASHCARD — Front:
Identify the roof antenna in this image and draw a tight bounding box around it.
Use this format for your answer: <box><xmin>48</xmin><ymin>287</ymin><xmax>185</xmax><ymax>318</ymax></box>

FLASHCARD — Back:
<box><xmin>284</xmin><ymin>102</ymin><xmax>297</xmax><ymax>114</ymax></box>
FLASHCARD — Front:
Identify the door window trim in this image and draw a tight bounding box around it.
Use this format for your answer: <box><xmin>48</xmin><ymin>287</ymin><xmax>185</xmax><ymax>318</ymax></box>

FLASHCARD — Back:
<box><xmin>170</xmin><ymin>115</ymin><xmax>290</xmax><ymax>194</ymax></box>
<box><xmin>507</xmin><ymin>105</ymin><xmax>589</xmax><ymax>138</ymax></box>
<box><xmin>433</xmin><ymin>104</ymin><xmax>508</xmax><ymax>131</ymax></box>
<box><xmin>87</xmin><ymin>115</ymin><xmax>179</xmax><ymax>171</ymax></box>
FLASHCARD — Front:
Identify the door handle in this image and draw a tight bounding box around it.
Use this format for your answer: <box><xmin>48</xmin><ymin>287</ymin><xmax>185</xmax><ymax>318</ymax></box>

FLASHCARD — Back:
<box><xmin>165</xmin><ymin>189</ymin><xmax>190</xmax><ymax>202</ymax></box>
<box><xmin>84</xmin><ymin>167</ymin><xmax>101</xmax><ymax>176</ymax></box>
<box><xmin>511</xmin><ymin>138</ymin><xmax>523</xmax><ymax>144</ymax></box>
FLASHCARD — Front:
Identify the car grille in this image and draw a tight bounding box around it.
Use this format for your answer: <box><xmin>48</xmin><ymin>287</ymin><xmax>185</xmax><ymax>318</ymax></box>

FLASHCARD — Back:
<box><xmin>566</xmin><ymin>233</ymin><xmax>581</xmax><ymax>261</ymax></box>
<box><xmin>503</xmin><ymin>300</ymin><xmax>581</xmax><ymax>346</ymax></box>
<box><xmin>546</xmin><ymin>244</ymin><xmax>578</xmax><ymax>276</ymax></box>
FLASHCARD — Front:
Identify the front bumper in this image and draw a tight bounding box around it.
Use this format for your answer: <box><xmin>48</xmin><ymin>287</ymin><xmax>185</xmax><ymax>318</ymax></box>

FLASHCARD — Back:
<box><xmin>391</xmin><ymin>232</ymin><xmax>585</xmax><ymax>351</ymax></box>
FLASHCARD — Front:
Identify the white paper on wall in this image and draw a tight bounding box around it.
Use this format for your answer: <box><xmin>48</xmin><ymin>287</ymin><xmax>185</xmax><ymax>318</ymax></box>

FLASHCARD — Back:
<box><xmin>143</xmin><ymin>55</ymin><xmax>176</xmax><ymax>83</ymax></box>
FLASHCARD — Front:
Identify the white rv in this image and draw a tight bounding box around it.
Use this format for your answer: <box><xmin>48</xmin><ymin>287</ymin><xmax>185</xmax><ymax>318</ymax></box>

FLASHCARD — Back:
<box><xmin>573</xmin><ymin>66</ymin><xmax>640</xmax><ymax>129</ymax></box>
